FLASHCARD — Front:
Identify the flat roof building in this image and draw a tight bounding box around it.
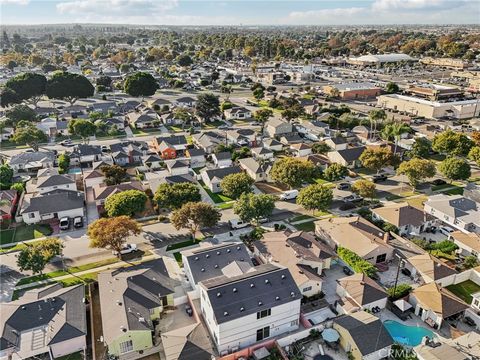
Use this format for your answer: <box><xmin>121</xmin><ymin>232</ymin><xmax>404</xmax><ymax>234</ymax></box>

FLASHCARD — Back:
<box><xmin>348</xmin><ymin>53</ymin><xmax>415</xmax><ymax>66</ymax></box>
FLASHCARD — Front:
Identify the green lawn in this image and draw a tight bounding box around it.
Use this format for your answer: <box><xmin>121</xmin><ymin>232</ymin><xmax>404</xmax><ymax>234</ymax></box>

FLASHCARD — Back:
<box><xmin>60</xmin><ymin>272</ymin><xmax>99</xmax><ymax>287</ymax></box>
<box><xmin>289</xmin><ymin>214</ymin><xmax>315</xmax><ymax>223</ymax></box>
<box><xmin>166</xmin><ymin>125</ymin><xmax>183</xmax><ymax>132</ymax></box>
<box><xmin>202</xmin><ymin>120</ymin><xmax>225</xmax><ymax>129</ymax></box>
<box><xmin>199</xmin><ymin>181</ymin><xmax>233</xmax><ymax>203</ymax></box>
<box><xmin>446</xmin><ymin>280</ymin><xmax>480</xmax><ymax>304</ymax></box>
<box><xmin>166</xmin><ymin>238</ymin><xmax>203</xmax><ymax>251</ymax></box>
<box><xmin>405</xmin><ymin>195</ymin><xmax>428</xmax><ymax>209</ymax></box>
<box><xmin>294</xmin><ymin>221</ymin><xmax>316</xmax><ymax>232</ymax></box>
<box><xmin>173</xmin><ymin>252</ymin><xmax>183</xmax><ymax>266</ymax></box>
<box><xmin>217</xmin><ymin>202</ymin><xmax>235</xmax><ymax>210</ymax></box>
<box><xmin>444</xmin><ymin>187</ymin><xmax>464</xmax><ymax>195</ymax></box>
<box><xmin>0</xmin><ymin>224</ymin><xmax>53</xmax><ymax>245</ymax></box>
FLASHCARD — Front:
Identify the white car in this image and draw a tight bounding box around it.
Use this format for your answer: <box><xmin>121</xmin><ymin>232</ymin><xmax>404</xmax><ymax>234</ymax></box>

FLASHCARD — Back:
<box><xmin>279</xmin><ymin>190</ymin><xmax>299</xmax><ymax>200</ymax></box>
<box><xmin>112</xmin><ymin>243</ymin><xmax>138</xmax><ymax>255</ymax></box>
<box><xmin>229</xmin><ymin>218</ymin><xmax>249</xmax><ymax>230</ymax></box>
<box><xmin>439</xmin><ymin>226</ymin><xmax>455</xmax><ymax>237</ymax></box>
<box><xmin>59</xmin><ymin>217</ymin><xmax>70</xmax><ymax>230</ymax></box>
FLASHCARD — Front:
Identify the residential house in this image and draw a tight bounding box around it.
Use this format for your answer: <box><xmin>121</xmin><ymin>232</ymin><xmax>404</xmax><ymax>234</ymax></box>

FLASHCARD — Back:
<box><xmin>103</xmin><ymin>117</ymin><xmax>125</xmax><ymax>130</ymax></box>
<box><xmin>0</xmin><ymin>284</ymin><xmax>86</xmax><ymax>360</ymax></box>
<box><xmin>251</xmin><ymin>147</ymin><xmax>274</xmax><ymax>161</ymax></box>
<box><xmin>92</xmin><ymin>181</ymin><xmax>144</xmax><ymax>208</ymax></box>
<box><xmin>290</xmin><ymin>143</ymin><xmax>312</xmax><ymax>157</ymax></box>
<box><xmin>224</xmin><ymin>107</ymin><xmax>252</xmax><ymax>120</ymax></box>
<box><xmin>200</xmin><ymin>166</ymin><xmax>242</xmax><ymax>193</ymax></box>
<box><xmin>0</xmin><ymin>189</ymin><xmax>18</xmax><ymax>222</ymax></box>
<box><xmin>211</xmin><ymin>152</ymin><xmax>232</xmax><ymax>168</ymax></box>
<box><xmin>110</xmin><ymin>141</ymin><xmax>149</xmax><ymax>166</ymax></box>
<box><xmin>19</xmin><ymin>189</ymin><xmax>85</xmax><ymax>225</ymax></box>
<box><xmin>424</xmin><ymin>195</ymin><xmax>480</xmax><ymax>234</ymax></box>
<box><xmin>464</xmin><ymin>182</ymin><xmax>480</xmax><ymax>204</ymax></box>
<box><xmin>263</xmin><ymin>138</ymin><xmax>283</xmax><ymax>152</ymax></box>
<box><xmin>83</xmin><ymin>168</ymin><xmax>106</xmax><ymax>189</ymax></box>
<box><xmin>450</xmin><ymin>231</ymin><xmax>480</xmax><ymax>260</ymax></box>
<box><xmin>69</xmin><ymin>145</ymin><xmax>103</xmax><ymax>167</ymax></box>
<box><xmin>279</xmin><ymin>134</ymin><xmax>303</xmax><ymax>145</ymax></box>
<box><xmin>151</xmin><ymin>135</ymin><xmax>188</xmax><ymax>159</ymax></box>
<box><xmin>265</xmin><ymin>118</ymin><xmax>293</xmax><ymax>138</ymax></box>
<box><xmin>325</xmin><ymin>137</ymin><xmax>348</xmax><ymax>151</ymax></box>
<box><xmin>405</xmin><ymin>253</ymin><xmax>457</xmax><ymax>285</ymax></box>
<box><xmin>226</xmin><ymin>129</ymin><xmax>258</xmax><ymax>147</ymax></box>
<box><xmin>9</xmin><ymin>152</ymin><xmax>55</xmax><ymax>173</ymax></box>
<box><xmin>238</xmin><ymin>157</ymin><xmax>272</xmax><ymax>182</ymax></box>
<box><xmin>174</xmin><ymin>96</ymin><xmax>196</xmax><ymax>108</ymax></box>
<box><xmin>336</xmin><ymin>273</ymin><xmax>388</xmax><ymax>314</ymax></box>
<box><xmin>199</xmin><ymin>263</ymin><xmax>302</xmax><ymax>354</ymax></box>
<box><xmin>36</xmin><ymin>117</ymin><xmax>70</xmax><ymax>137</ymax></box>
<box><xmin>192</xmin><ymin>132</ymin><xmax>225</xmax><ymax>154</ymax></box>
<box><xmin>185</xmin><ymin>148</ymin><xmax>206</xmax><ymax>169</ymax></box>
<box><xmin>333</xmin><ymin>311</ymin><xmax>394</xmax><ymax>360</ymax></box>
<box><xmin>165</xmin><ymin>159</ymin><xmax>190</xmax><ymax>176</ymax></box>
<box><xmin>160</xmin><ymin>112</ymin><xmax>184</xmax><ymax>126</ymax></box>
<box><xmin>98</xmin><ymin>259</ymin><xmax>178</xmax><ymax>358</ymax></box>
<box><xmin>126</xmin><ymin>108</ymin><xmax>158</xmax><ymax>129</ymax></box>
<box><xmin>253</xmin><ymin>230</ymin><xmax>334</xmax><ymax>297</ymax></box>
<box><xmin>35</xmin><ymin>174</ymin><xmax>77</xmax><ymax>194</ymax></box>
<box><xmin>327</xmin><ymin>146</ymin><xmax>366</xmax><ymax>169</ymax></box>
<box><xmin>182</xmin><ymin>242</ymin><xmax>254</xmax><ymax>291</ymax></box>
<box><xmin>315</xmin><ymin>217</ymin><xmax>394</xmax><ymax>264</ymax></box>
<box><xmin>142</xmin><ymin>154</ymin><xmax>163</xmax><ymax>171</ymax></box>
<box><xmin>409</xmin><ymin>282</ymin><xmax>468</xmax><ymax>329</ymax></box>
<box><xmin>372</xmin><ymin>202</ymin><xmax>435</xmax><ymax>236</ymax></box>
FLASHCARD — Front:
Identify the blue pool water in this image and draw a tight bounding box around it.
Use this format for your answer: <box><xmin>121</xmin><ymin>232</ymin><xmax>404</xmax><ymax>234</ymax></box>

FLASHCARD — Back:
<box><xmin>383</xmin><ymin>320</ymin><xmax>435</xmax><ymax>346</ymax></box>
<box><xmin>68</xmin><ymin>168</ymin><xmax>82</xmax><ymax>174</ymax></box>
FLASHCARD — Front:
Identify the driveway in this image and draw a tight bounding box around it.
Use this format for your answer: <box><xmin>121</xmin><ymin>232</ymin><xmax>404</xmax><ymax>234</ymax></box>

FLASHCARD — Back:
<box><xmin>86</xmin><ymin>188</ymin><xmax>99</xmax><ymax>224</ymax></box>
<box><xmin>321</xmin><ymin>262</ymin><xmax>347</xmax><ymax>304</ymax></box>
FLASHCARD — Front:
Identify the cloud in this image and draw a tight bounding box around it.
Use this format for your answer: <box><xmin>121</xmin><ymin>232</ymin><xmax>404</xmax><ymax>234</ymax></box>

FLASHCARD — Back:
<box><xmin>56</xmin><ymin>0</ymin><xmax>177</xmax><ymax>15</ymax></box>
<box><xmin>0</xmin><ymin>0</ymin><xmax>29</xmax><ymax>4</ymax></box>
<box><xmin>288</xmin><ymin>7</ymin><xmax>366</xmax><ymax>20</ymax></box>
<box><xmin>371</xmin><ymin>0</ymin><xmax>465</xmax><ymax>11</ymax></box>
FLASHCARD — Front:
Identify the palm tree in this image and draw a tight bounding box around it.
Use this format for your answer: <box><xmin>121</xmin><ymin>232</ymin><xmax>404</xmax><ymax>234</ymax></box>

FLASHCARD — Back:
<box><xmin>381</xmin><ymin>122</ymin><xmax>410</xmax><ymax>154</ymax></box>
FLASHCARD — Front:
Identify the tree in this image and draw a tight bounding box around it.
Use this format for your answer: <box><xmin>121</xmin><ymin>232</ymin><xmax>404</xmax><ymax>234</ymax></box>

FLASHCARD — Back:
<box><xmin>253</xmin><ymin>108</ymin><xmax>273</xmax><ymax>135</ymax></box>
<box><xmin>253</xmin><ymin>87</ymin><xmax>264</xmax><ymax>100</ymax></box>
<box><xmin>438</xmin><ymin>157</ymin><xmax>471</xmax><ymax>182</ymax></box>
<box><xmin>154</xmin><ymin>182</ymin><xmax>201</xmax><ymax>209</ymax></box>
<box><xmin>397</xmin><ymin>158</ymin><xmax>436</xmax><ymax>188</ymax></box>
<box><xmin>432</xmin><ymin>129</ymin><xmax>474</xmax><ymax>157</ymax></box>
<box><xmin>5</xmin><ymin>104</ymin><xmax>37</xmax><ymax>126</ymax></box>
<box><xmin>58</xmin><ymin>153</ymin><xmax>70</xmax><ymax>174</ymax></box>
<box><xmin>471</xmin><ymin>131</ymin><xmax>480</xmax><ymax>146</ymax></box>
<box><xmin>68</xmin><ymin>119</ymin><xmax>96</xmax><ymax>144</ymax></box>
<box><xmin>0</xmin><ymin>88</ymin><xmax>21</xmax><ymax>108</ymax></box>
<box><xmin>176</xmin><ymin>54</ymin><xmax>193</xmax><ymax>67</ymax></box>
<box><xmin>360</xmin><ymin>147</ymin><xmax>393</xmax><ymax>173</ymax></box>
<box><xmin>104</xmin><ymin>190</ymin><xmax>147</xmax><ymax>217</ymax></box>
<box><xmin>88</xmin><ymin>216</ymin><xmax>141</xmax><ymax>257</ymax></box>
<box><xmin>351</xmin><ymin>180</ymin><xmax>376</xmax><ymax>199</ymax></box>
<box><xmin>10</xmin><ymin>182</ymin><xmax>25</xmax><ymax>194</ymax></box>
<box><xmin>0</xmin><ymin>164</ymin><xmax>14</xmax><ymax>190</ymax></box>
<box><xmin>11</xmin><ymin>121</ymin><xmax>47</xmax><ymax>151</ymax></box>
<box><xmin>220</xmin><ymin>173</ymin><xmax>254</xmax><ymax>199</ymax></box>
<box><xmin>46</xmin><ymin>71</ymin><xmax>94</xmax><ymax>105</ymax></box>
<box><xmin>368</xmin><ymin>109</ymin><xmax>387</xmax><ymax>140</ymax></box>
<box><xmin>380</xmin><ymin>122</ymin><xmax>410</xmax><ymax>154</ymax></box>
<box><xmin>463</xmin><ymin>255</ymin><xmax>479</xmax><ymax>269</ymax></box>
<box><xmin>17</xmin><ymin>238</ymin><xmax>63</xmax><ymax>275</ymax></box>
<box><xmin>233</xmin><ymin>193</ymin><xmax>276</xmax><ymax>225</ymax></box>
<box><xmin>171</xmin><ymin>202</ymin><xmax>221</xmax><ymax>239</ymax></box>
<box><xmin>385</xmin><ymin>82</ymin><xmax>400</xmax><ymax>94</ymax></box>
<box><xmin>195</xmin><ymin>93</ymin><xmax>221</xmax><ymax>124</ymax></box>
<box><xmin>270</xmin><ymin>157</ymin><xmax>315</xmax><ymax>189</ymax></box>
<box><xmin>4</xmin><ymin>72</ymin><xmax>47</xmax><ymax>107</ymax></box>
<box><xmin>408</xmin><ymin>137</ymin><xmax>431</xmax><ymax>159</ymax></box>
<box><xmin>324</xmin><ymin>163</ymin><xmax>348</xmax><ymax>181</ymax></box>
<box><xmin>123</xmin><ymin>71</ymin><xmax>158</xmax><ymax>98</ymax></box>
<box><xmin>297</xmin><ymin>184</ymin><xmax>333</xmax><ymax>213</ymax></box>
<box><xmin>96</xmin><ymin>75</ymin><xmax>112</xmax><ymax>89</ymax></box>
<box><xmin>100</xmin><ymin>164</ymin><xmax>127</xmax><ymax>185</ymax></box>
<box><xmin>312</xmin><ymin>142</ymin><xmax>331</xmax><ymax>154</ymax></box>
<box><xmin>468</xmin><ymin>146</ymin><xmax>480</xmax><ymax>166</ymax></box>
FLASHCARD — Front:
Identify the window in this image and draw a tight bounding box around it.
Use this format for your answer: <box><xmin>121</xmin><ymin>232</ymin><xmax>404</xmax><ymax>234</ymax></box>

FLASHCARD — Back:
<box><xmin>257</xmin><ymin>309</ymin><xmax>271</xmax><ymax>319</ymax></box>
<box><xmin>29</xmin><ymin>213</ymin><xmax>35</xmax><ymax>218</ymax></box>
<box><xmin>303</xmin><ymin>286</ymin><xmax>312</xmax><ymax>293</ymax></box>
<box><xmin>119</xmin><ymin>340</ymin><xmax>133</xmax><ymax>354</ymax></box>
<box><xmin>291</xmin><ymin>319</ymin><xmax>299</xmax><ymax>327</ymax></box>
<box><xmin>256</xmin><ymin>326</ymin><xmax>270</xmax><ymax>341</ymax></box>
<box><xmin>376</xmin><ymin>254</ymin><xmax>387</xmax><ymax>263</ymax></box>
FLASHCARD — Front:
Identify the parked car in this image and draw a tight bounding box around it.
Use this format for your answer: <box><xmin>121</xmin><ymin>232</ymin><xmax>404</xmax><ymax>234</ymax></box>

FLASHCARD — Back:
<box><xmin>431</xmin><ymin>179</ymin><xmax>447</xmax><ymax>186</ymax></box>
<box><xmin>59</xmin><ymin>217</ymin><xmax>70</xmax><ymax>230</ymax></box>
<box><xmin>372</xmin><ymin>173</ymin><xmax>388</xmax><ymax>183</ymax></box>
<box><xmin>464</xmin><ymin>316</ymin><xmax>475</xmax><ymax>327</ymax></box>
<box><xmin>342</xmin><ymin>194</ymin><xmax>363</xmax><ymax>203</ymax></box>
<box><xmin>60</xmin><ymin>139</ymin><xmax>74</xmax><ymax>147</ymax></box>
<box><xmin>229</xmin><ymin>218</ymin><xmax>249</xmax><ymax>229</ymax></box>
<box><xmin>337</xmin><ymin>182</ymin><xmax>350</xmax><ymax>190</ymax></box>
<box><xmin>101</xmin><ymin>145</ymin><xmax>110</xmax><ymax>152</ymax></box>
<box><xmin>401</xmin><ymin>268</ymin><xmax>411</xmax><ymax>276</ymax></box>
<box><xmin>343</xmin><ymin>266</ymin><xmax>354</xmax><ymax>275</ymax></box>
<box><xmin>279</xmin><ymin>189</ymin><xmax>299</xmax><ymax>200</ymax></box>
<box><xmin>439</xmin><ymin>226</ymin><xmax>455</xmax><ymax>237</ymax></box>
<box><xmin>112</xmin><ymin>243</ymin><xmax>138</xmax><ymax>255</ymax></box>
<box><xmin>73</xmin><ymin>216</ymin><xmax>83</xmax><ymax>228</ymax></box>
<box><xmin>185</xmin><ymin>304</ymin><xmax>193</xmax><ymax>317</ymax></box>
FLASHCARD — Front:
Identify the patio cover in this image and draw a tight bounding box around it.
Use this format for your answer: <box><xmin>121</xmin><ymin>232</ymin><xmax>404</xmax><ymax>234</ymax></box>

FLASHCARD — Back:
<box><xmin>322</xmin><ymin>328</ymin><xmax>340</xmax><ymax>342</ymax></box>
<box><xmin>394</xmin><ymin>299</ymin><xmax>413</xmax><ymax>312</ymax></box>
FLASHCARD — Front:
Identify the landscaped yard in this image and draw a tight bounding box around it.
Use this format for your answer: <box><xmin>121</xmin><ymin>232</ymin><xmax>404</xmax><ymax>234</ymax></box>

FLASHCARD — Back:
<box><xmin>289</xmin><ymin>214</ymin><xmax>316</xmax><ymax>223</ymax></box>
<box><xmin>217</xmin><ymin>201</ymin><xmax>235</xmax><ymax>210</ymax></box>
<box><xmin>294</xmin><ymin>221</ymin><xmax>316</xmax><ymax>232</ymax></box>
<box><xmin>405</xmin><ymin>195</ymin><xmax>428</xmax><ymax>210</ymax></box>
<box><xmin>0</xmin><ymin>224</ymin><xmax>53</xmax><ymax>245</ymax></box>
<box><xmin>446</xmin><ymin>280</ymin><xmax>480</xmax><ymax>304</ymax></box>
<box><xmin>173</xmin><ymin>252</ymin><xmax>183</xmax><ymax>266</ymax></box>
<box><xmin>166</xmin><ymin>238</ymin><xmax>203</xmax><ymax>251</ymax></box>
<box><xmin>199</xmin><ymin>181</ymin><xmax>233</xmax><ymax>203</ymax></box>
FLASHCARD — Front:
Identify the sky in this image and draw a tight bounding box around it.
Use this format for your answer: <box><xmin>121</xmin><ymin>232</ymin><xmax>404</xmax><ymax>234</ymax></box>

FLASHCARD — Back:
<box><xmin>1</xmin><ymin>0</ymin><xmax>479</xmax><ymax>26</ymax></box>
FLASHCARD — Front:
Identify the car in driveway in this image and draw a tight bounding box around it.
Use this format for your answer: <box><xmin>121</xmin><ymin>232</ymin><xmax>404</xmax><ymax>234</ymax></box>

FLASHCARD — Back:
<box><xmin>337</xmin><ymin>182</ymin><xmax>350</xmax><ymax>190</ymax></box>
<box><xmin>112</xmin><ymin>243</ymin><xmax>138</xmax><ymax>255</ymax></box>
<box><xmin>372</xmin><ymin>173</ymin><xmax>388</xmax><ymax>183</ymax></box>
<box><xmin>73</xmin><ymin>216</ymin><xmax>83</xmax><ymax>228</ymax></box>
<box><xmin>59</xmin><ymin>217</ymin><xmax>70</xmax><ymax>230</ymax></box>
<box><xmin>439</xmin><ymin>226</ymin><xmax>455</xmax><ymax>237</ymax></box>
<box><xmin>431</xmin><ymin>179</ymin><xmax>447</xmax><ymax>186</ymax></box>
<box><xmin>342</xmin><ymin>194</ymin><xmax>363</xmax><ymax>203</ymax></box>
<box><xmin>60</xmin><ymin>139</ymin><xmax>74</xmax><ymax>147</ymax></box>
<box><xmin>229</xmin><ymin>218</ymin><xmax>250</xmax><ymax>229</ymax></box>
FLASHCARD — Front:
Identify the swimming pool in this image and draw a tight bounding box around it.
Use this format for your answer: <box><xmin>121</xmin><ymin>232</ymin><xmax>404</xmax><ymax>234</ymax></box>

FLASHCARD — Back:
<box><xmin>383</xmin><ymin>320</ymin><xmax>435</xmax><ymax>346</ymax></box>
<box><xmin>68</xmin><ymin>168</ymin><xmax>82</xmax><ymax>174</ymax></box>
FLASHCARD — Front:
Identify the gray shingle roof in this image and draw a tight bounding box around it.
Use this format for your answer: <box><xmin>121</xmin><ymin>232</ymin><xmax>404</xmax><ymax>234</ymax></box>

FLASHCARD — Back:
<box><xmin>201</xmin><ymin>264</ymin><xmax>302</xmax><ymax>324</ymax></box>
<box><xmin>22</xmin><ymin>190</ymin><xmax>84</xmax><ymax>214</ymax></box>
<box><xmin>203</xmin><ymin>166</ymin><xmax>241</xmax><ymax>182</ymax></box>
<box><xmin>37</xmin><ymin>174</ymin><xmax>75</xmax><ymax>188</ymax></box>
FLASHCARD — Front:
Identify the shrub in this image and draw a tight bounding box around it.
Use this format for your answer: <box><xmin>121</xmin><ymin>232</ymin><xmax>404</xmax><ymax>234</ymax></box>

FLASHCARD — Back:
<box><xmin>387</xmin><ymin>283</ymin><xmax>412</xmax><ymax>300</ymax></box>
<box><xmin>337</xmin><ymin>247</ymin><xmax>377</xmax><ymax>277</ymax></box>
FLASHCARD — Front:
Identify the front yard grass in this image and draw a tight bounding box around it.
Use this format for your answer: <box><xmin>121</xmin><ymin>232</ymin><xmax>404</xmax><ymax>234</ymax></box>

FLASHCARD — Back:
<box><xmin>199</xmin><ymin>181</ymin><xmax>233</xmax><ymax>203</ymax></box>
<box><xmin>173</xmin><ymin>252</ymin><xmax>183</xmax><ymax>266</ymax></box>
<box><xmin>289</xmin><ymin>214</ymin><xmax>315</xmax><ymax>223</ymax></box>
<box><xmin>217</xmin><ymin>201</ymin><xmax>235</xmax><ymax>210</ymax></box>
<box><xmin>166</xmin><ymin>238</ymin><xmax>203</xmax><ymax>251</ymax></box>
<box><xmin>446</xmin><ymin>280</ymin><xmax>480</xmax><ymax>304</ymax></box>
<box><xmin>0</xmin><ymin>223</ymin><xmax>53</xmax><ymax>245</ymax></box>
<box><xmin>294</xmin><ymin>221</ymin><xmax>316</xmax><ymax>232</ymax></box>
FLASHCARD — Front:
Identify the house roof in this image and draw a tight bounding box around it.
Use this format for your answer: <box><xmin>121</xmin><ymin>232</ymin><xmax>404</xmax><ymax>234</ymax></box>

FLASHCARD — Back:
<box><xmin>251</xmin><ymin>147</ymin><xmax>273</xmax><ymax>156</ymax></box>
<box><xmin>200</xmin><ymin>264</ymin><xmax>302</xmax><ymax>324</ymax></box>
<box><xmin>372</xmin><ymin>202</ymin><xmax>427</xmax><ymax>228</ymax></box>
<box><xmin>9</xmin><ymin>151</ymin><xmax>55</xmax><ymax>165</ymax></box>
<box><xmin>337</xmin><ymin>273</ymin><xmax>387</xmax><ymax>306</ymax></box>
<box><xmin>36</xmin><ymin>174</ymin><xmax>75</xmax><ymax>188</ymax></box>
<box><xmin>315</xmin><ymin>217</ymin><xmax>391</xmax><ymax>258</ymax></box>
<box><xmin>238</xmin><ymin>157</ymin><xmax>271</xmax><ymax>175</ymax></box>
<box><xmin>156</xmin><ymin>135</ymin><xmax>188</xmax><ymax>147</ymax></box>
<box><xmin>450</xmin><ymin>231</ymin><xmax>480</xmax><ymax>253</ymax></box>
<box><xmin>0</xmin><ymin>190</ymin><xmax>17</xmax><ymax>216</ymax></box>
<box><xmin>202</xmin><ymin>166</ymin><xmax>241</xmax><ymax>183</ymax></box>
<box><xmin>71</xmin><ymin>144</ymin><xmax>102</xmax><ymax>157</ymax></box>
<box><xmin>186</xmin><ymin>148</ymin><xmax>205</xmax><ymax>157</ymax></box>
<box><xmin>407</xmin><ymin>253</ymin><xmax>457</xmax><ymax>281</ymax></box>
<box><xmin>98</xmin><ymin>259</ymin><xmax>178</xmax><ymax>345</ymax></box>
<box><xmin>183</xmin><ymin>242</ymin><xmax>253</xmax><ymax>284</ymax></box>
<box><xmin>21</xmin><ymin>190</ymin><xmax>84</xmax><ymax>214</ymax></box>
<box><xmin>334</xmin><ymin>311</ymin><xmax>394</xmax><ymax>356</ymax></box>
<box><xmin>0</xmin><ymin>284</ymin><xmax>86</xmax><ymax>351</ymax></box>
<box><xmin>213</xmin><ymin>152</ymin><xmax>232</xmax><ymax>161</ymax></box>
<box><xmin>412</xmin><ymin>282</ymin><xmax>468</xmax><ymax>319</ymax></box>
<box><xmin>93</xmin><ymin>181</ymin><xmax>143</xmax><ymax>200</ymax></box>
<box><xmin>425</xmin><ymin>195</ymin><xmax>480</xmax><ymax>226</ymax></box>
<box><xmin>335</xmin><ymin>146</ymin><xmax>366</xmax><ymax>162</ymax></box>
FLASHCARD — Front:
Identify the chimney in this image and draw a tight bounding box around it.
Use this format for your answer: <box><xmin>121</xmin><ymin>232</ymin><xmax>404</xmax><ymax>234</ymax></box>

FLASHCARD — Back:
<box><xmin>383</xmin><ymin>232</ymin><xmax>390</xmax><ymax>243</ymax></box>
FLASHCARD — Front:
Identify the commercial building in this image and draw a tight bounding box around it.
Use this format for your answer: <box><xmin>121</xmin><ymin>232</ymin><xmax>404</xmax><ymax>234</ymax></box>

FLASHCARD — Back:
<box><xmin>322</xmin><ymin>82</ymin><xmax>382</xmax><ymax>100</ymax></box>
<box><xmin>420</xmin><ymin>57</ymin><xmax>470</xmax><ymax>70</ymax></box>
<box><xmin>347</xmin><ymin>53</ymin><xmax>415</xmax><ymax>66</ymax></box>
<box><xmin>377</xmin><ymin>94</ymin><xmax>480</xmax><ymax>120</ymax></box>
<box><xmin>407</xmin><ymin>83</ymin><xmax>463</xmax><ymax>101</ymax></box>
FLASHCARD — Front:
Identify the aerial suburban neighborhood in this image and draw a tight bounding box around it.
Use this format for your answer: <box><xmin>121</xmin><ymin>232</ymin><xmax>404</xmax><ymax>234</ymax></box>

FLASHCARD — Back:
<box><xmin>0</xmin><ymin>2</ymin><xmax>480</xmax><ymax>360</ymax></box>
